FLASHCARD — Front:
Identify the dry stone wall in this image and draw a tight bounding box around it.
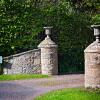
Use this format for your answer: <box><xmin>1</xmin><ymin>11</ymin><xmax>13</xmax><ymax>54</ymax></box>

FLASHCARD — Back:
<box><xmin>3</xmin><ymin>49</ymin><xmax>41</xmax><ymax>74</ymax></box>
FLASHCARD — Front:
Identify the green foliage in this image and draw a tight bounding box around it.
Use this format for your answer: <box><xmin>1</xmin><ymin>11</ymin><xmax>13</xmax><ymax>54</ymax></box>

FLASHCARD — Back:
<box><xmin>92</xmin><ymin>14</ymin><xmax>100</xmax><ymax>24</ymax></box>
<box><xmin>0</xmin><ymin>0</ymin><xmax>97</xmax><ymax>73</ymax></box>
<box><xmin>70</xmin><ymin>0</ymin><xmax>100</xmax><ymax>13</ymax></box>
<box><xmin>0</xmin><ymin>0</ymin><xmax>42</xmax><ymax>56</ymax></box>
<box><xmin>57</xmin><ymin>13</ymin><xmax>93</xmax><ymax>74</ymax></box>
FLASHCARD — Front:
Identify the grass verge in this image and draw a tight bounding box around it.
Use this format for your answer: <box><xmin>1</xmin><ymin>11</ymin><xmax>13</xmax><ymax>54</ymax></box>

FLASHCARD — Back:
<box><xmin>35</xmin><ymin>88</ymin><xmax>100</xmax><ymax>100</ymax></box>
<box><xmin>0</xmin><ymin>74</ymin><xmax>48</xmax><ymax>81</ymax></box>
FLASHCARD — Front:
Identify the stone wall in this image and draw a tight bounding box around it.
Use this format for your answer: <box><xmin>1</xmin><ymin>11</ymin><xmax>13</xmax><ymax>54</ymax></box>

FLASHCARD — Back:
<box><xmin>3</xmin><ymin>49</ymin><xmax>41</xmax><ymax>74</ymax></box>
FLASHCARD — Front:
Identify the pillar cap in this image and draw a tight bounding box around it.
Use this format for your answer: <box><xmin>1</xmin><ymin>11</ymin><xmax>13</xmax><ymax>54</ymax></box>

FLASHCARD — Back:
<box><xmin>38</xmin><ymin>37</ymin><xmax>57</xmax><ymax>48</ymax></box>
<box><xmin>84</xmin><ymin>41</ymin><xmax>100</xmax><ymax>53</ymax></box>
<box><xmin>38</xmin><ymin>26</ymin><xmax>57</xmax><ymax>48</ymax></box>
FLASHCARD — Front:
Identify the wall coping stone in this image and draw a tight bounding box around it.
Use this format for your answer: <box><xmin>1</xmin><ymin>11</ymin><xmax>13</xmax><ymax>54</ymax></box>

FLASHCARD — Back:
<box><xmin>3</xmin><ymin>49</ymin><xmax>40</xmax><ymax>60</ymax></box>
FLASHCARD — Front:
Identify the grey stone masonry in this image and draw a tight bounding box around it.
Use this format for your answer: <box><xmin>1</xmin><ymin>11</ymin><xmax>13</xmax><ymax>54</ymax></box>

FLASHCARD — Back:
<box><xmin>38</xmin><ymin>27</ymin><xmax>58</xmax><ymax>75</ymax></box>
<box><xmin>84</xmin><ymin>25</ymin><xmax>100</xmax><ymax>89</ymax></box>
<box><xmin>3</xmin><ymin>49</ymin><xmax>41</xmax><ymax>74</ymax></box>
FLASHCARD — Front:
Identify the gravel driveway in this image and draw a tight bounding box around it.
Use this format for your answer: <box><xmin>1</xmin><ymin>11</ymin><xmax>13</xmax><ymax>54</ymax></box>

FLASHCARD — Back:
<box><xmin>0</xmin><ymin>74</ymin><xmax>84</xmax><ymax>100</ymax></box>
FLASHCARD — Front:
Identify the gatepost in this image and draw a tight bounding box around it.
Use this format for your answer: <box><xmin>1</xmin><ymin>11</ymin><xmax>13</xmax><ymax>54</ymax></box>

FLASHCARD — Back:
<box><xmin>38</xmin><ymin>27</ymin><xmax>58</xmax><ymax>75</ymax></box>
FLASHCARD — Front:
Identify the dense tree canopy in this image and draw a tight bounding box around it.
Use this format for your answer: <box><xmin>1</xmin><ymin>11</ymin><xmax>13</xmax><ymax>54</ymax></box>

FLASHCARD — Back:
<box><xmin>0</xmin><ymin>0</ymin><xmax>99</xmax><ymax>73</ymax></box>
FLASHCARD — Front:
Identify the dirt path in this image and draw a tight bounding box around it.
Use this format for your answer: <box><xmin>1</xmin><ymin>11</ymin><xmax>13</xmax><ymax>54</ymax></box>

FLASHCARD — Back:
<box><xmin>0</xmin><ymin>74</ymin><xmax>84</xmax><ymax>100</ymax></box>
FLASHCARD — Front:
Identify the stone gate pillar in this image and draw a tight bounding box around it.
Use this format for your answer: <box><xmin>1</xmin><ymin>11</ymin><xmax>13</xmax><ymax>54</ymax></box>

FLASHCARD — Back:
<box><xmin>38</xmin><ymin>27</ymin><xmax>58</xmax><ymax>75</ymax></box>
<box><xmin>84</xmin><ymin>25</ymin><xmax>100</xmax><ymax>88</ymax></box>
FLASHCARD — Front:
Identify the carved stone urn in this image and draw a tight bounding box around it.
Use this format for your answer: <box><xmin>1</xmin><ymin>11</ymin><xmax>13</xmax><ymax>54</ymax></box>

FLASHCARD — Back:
<box><xmin>84</xmin><ymin>25</ymin><xmax>100</xmax><ymax>88</ymax></box>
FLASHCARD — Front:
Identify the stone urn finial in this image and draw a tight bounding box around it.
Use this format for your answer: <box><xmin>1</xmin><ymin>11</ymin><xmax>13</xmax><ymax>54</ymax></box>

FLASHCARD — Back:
<box><xmin>91</xmin><ymin>25</ymin><xmax>100</xmax><ymax>42</ymax></box>
<box><xmin>44</xmin><ymin>27</ymin><xmax>53</xmax><ymax>39</ymax></box>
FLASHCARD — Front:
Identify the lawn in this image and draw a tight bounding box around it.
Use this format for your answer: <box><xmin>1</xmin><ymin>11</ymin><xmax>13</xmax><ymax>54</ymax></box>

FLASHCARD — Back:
<box><xmin>0</xmin><ymin>74</ymin><xmax>48</xmax><ymax>81</ymax></box>
<box><xmin>35</xmin><ymin>88</ymin><xmax>100</xmax><ymax>100</ymax></box>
